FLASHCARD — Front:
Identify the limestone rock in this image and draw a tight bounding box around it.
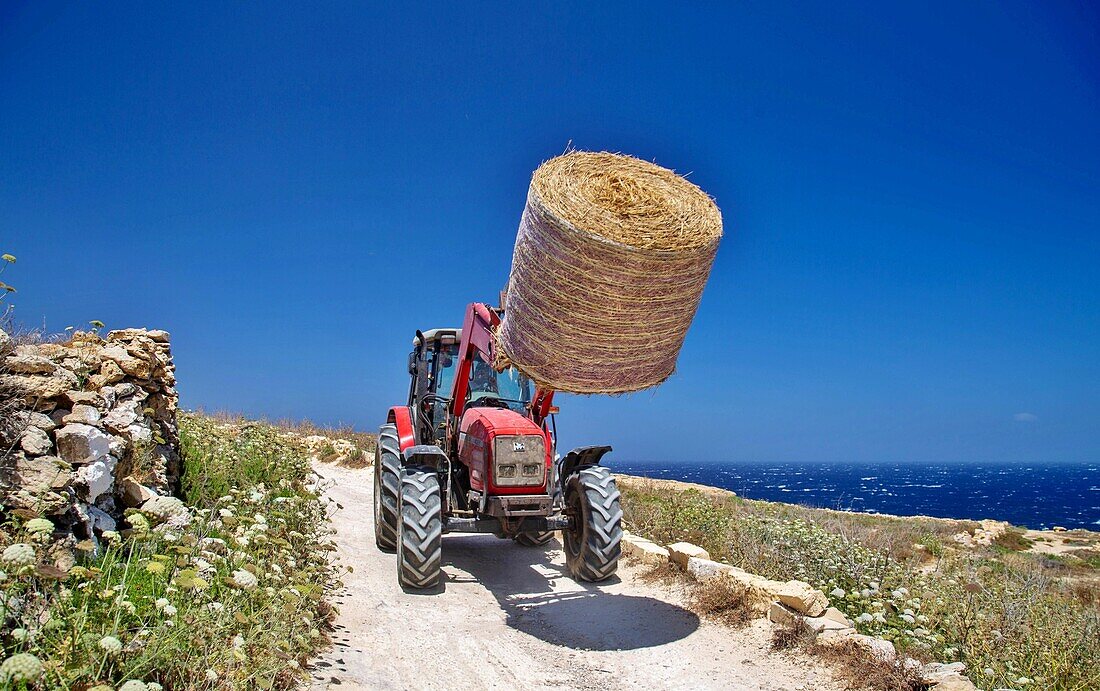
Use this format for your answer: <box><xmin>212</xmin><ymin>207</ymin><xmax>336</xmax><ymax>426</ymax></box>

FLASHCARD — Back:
<box><xmin>88</xmin><ymin>359</ymin><xmax>125</xmax><ymax>389</ymax></box>
<box><xmin>119</xmin><ymin>476</ymin><xmax>158</xmax><ymax>507</ymax></box>
<box><xmin>768</xmin><ymin>601</ymin><xmax>800</xmax><ymax>625</ymax></box>
<box><xmin>9</xmin><ymin>454</ymin><xmax>69</xmax><ymax>492</ymax></box>
<box><xmin>63</xmin><ymin>404</ymin><xmax>101</xmax><ymax>425</ymax></box>
<box><xmin>103</xmin><ymin>398</ymin><xmax>140</xmax><ymax>433</ymax></box>
<box><xmin>668</xmin><ymin>541</ymin><xmax>710</xmax><ymax>568</ymax></box>
<box><xmin>22</xmin><ymin>410</ymin><xmax>57</xmax><ymax>432</ymax></box>
<box><xmin>63</xmin><ymin>390</ymin><xmax>102</xmax><ymax>407</ymax></box>
<box><xmin>931</xmin><ymin>675</ymin><xmax>978</xmax><ymax>691</ymax></box>
<box><xmin>823</xmin><ymin>606</ymin><xmax>853</xmax><ymax>627</ymax></box>
<box><xmin>74</xmin><ymin>454</ymin><xmax>118</xmax><ymax>503</ymax></box>
<box><xmin>920</xmin><ymin>662</ymin><xmax>967</xmax><ymax>685</ymax></box>
<box><xmin>2</xmin><ymin>369</ymin><xmax>79</xmax><ymax>402</ymax></box>
<box><xmin>55</xmin><ymin>423</ymin><xmax>111</xmax><ymax>464</ymax></box>
<box><xmin>0</xmin><ymin>327</ymin><xmax>11</xmax><ymax>356</ymax></box>
<box><xmin>621</xmin><ymin>532</ymin><xmax>671</xmax><ymax>566</ymax></box>
<box><xmin>20</xmin><ymin>426</ymin><xmax>53</xmax><ymax>455</ymax></box>
<box><xmin>4</xmin><ymin>354</ymin><xmax>57</xmax><ymax>375</ymax></box>
<box><xmin>817</xmin><ymin>629</ymin><xmax>896</xmax><ymax>662</ymax></box>
<box><xmin>101</xmin><ymin>344</ymin><xmax>153</xmax><ymax>379</ymax></box>
<box><xmin>775</xmin><ymin>580</ymin><xmax>829</xmax><ymax>617</ymax></box>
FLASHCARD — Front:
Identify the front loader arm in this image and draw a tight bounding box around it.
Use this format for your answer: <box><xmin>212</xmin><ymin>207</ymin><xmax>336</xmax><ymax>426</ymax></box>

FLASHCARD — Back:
<box><xmin>448</xmin><ymin>302</ymin><xmax>555</xmax><ymax>426</ymax></box>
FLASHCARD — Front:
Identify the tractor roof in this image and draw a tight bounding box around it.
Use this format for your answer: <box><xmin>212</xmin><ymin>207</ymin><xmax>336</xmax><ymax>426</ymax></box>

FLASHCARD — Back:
<box><xmin>414</xmin><ymin>328</ymin><xmax>461</xmax><ymax>346</ymax></box>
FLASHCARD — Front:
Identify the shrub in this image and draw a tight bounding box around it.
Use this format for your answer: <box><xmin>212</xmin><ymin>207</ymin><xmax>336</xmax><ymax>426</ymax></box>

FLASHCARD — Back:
<box><xmin>0</xmin><ymin>414</ymin><xmax>340</xmax><ymax>689</ymax></box>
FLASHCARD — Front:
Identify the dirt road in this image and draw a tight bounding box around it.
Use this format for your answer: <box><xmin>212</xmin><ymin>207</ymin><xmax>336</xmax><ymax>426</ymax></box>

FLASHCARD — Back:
<box><xmin>308</xmin><ymin>462</ymin><xmax>845</xmax><ymax>691</ymax></box>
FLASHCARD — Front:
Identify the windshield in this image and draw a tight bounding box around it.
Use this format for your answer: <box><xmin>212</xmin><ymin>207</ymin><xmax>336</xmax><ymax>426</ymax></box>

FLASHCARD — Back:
<box><xmin>469</xmin><ymin>356</ymin><xmax>533</xmax><ymax>413</ymax></box>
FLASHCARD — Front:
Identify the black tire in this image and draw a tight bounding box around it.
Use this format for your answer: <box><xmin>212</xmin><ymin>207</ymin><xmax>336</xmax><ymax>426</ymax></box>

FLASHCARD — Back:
<box><xmin>563</xmin><ymin>466</ymin><xmax>622</xmax><ymax>582</ymax></box>
<box><xmin>398</xmin><ymin>467</ymin><xmax>443</xmax><ymax>589</ymax></box>
<box><xmin>373</xmin><ymin>424</ymin><xmax>400</xmax><ymax>552</ymax></box>
<box><xmin>514</xmin><ymin>530</ymin><xmax>555</xmax><ymax>546</ymax></box>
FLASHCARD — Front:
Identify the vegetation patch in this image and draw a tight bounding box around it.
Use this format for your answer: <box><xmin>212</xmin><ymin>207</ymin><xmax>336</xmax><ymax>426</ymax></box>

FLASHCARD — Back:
<box><xmin>0</xmin><ymin>414</ymin><xmax>340</xmax><ymax>690</ymax></box>
<box><xmin>620</xmin><ymin>477</ymin><xmax>1100</xmax><ymax>691</ymax></box>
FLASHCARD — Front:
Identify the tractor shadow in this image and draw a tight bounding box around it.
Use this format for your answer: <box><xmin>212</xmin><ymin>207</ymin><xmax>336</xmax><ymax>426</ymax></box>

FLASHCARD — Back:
<box><xmin>442</xmin><ymin>534</ymin><xmax>700</xmax><ymax>651</ymax></box>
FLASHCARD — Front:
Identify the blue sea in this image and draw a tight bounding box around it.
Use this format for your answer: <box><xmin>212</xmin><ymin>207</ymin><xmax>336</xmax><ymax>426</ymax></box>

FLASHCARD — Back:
<box><xmin>611</xmin><ymin>460</ymin><xmax>1100</xmax><ymax>531</ymax></box>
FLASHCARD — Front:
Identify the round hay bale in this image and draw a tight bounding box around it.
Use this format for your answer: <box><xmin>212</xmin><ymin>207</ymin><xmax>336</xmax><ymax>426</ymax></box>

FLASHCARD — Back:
<box><xmin>499</xmin><ymin>151</ymin><xmax>723</xmax><ymax>394</ymax></box>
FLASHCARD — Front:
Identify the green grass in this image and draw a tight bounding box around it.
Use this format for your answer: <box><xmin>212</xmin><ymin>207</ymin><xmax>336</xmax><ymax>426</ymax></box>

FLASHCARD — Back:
<box><xmin>0</xmin><ymin>414</ymin><xmax>341</xmax><ymax>690</ymax></box>
<box><xmin>620</xmin><ymin>478</ymin><xmax>1100</xmax><ymax>691</ymax></box>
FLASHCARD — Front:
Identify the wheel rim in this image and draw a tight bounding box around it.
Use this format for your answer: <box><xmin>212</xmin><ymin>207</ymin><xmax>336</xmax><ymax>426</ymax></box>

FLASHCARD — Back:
<box><xmin>564</xmin><ymin>486</ymin><xmax>584</xmax><ymax>560</ymax></box>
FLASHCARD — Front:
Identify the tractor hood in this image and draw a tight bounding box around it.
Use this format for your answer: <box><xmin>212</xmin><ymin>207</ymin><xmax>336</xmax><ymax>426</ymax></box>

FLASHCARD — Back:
<box><xmin>457</xmin><ymin>406</ymin><xmax>551</xmax><ymax>495</ymax></box>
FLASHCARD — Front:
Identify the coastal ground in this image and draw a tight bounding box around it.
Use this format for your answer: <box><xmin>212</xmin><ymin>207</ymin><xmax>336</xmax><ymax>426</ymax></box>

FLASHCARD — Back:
<box><xmin>308</xmin><ymin>461</ymin><xmax>847</xmax><ymax>691</ymax></box>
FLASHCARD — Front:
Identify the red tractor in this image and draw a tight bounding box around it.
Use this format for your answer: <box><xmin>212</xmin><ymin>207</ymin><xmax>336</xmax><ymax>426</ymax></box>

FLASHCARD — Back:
<box><xmin>374</xmin><ymin>302</ymin><xmax>623</xmax><ymax>589</ymax></box>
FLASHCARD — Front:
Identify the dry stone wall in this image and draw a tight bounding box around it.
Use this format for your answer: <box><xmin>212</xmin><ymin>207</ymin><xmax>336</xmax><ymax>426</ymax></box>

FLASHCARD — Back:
<box><xmin>0</xmin><ymin>328</ymin><xmax>180</xmax><ymax>544</ymax></box>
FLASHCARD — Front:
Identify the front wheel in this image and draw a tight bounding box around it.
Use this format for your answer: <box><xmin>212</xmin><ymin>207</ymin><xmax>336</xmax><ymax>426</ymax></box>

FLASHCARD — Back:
<box><xmin>397</xmin><ymin>467</ymin><xmax>443</xmax><ymax>589</ymax></box>
<box><xmin>373</xmin><ymin>424</ymin><xmax>401</xmax><ymax>552</ymax></box>
<box><xmin>563</xmin><ymin>466</ymin><xmax>622</xmax><ymax>582</ymax></box>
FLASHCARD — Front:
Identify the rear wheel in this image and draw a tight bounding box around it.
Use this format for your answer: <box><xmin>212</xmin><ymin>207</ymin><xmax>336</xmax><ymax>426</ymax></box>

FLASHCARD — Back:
<box><xmin>563</xmin><ymin>466</ymin><xmax>622</xmax><ymax>582</ymax></box>
<box><xmin>373</xmin><ymin>424</ymin><xmax>400</xmax><ymax>552</ymax></box>
<box><xmin>398</xmin><ymin>467</ymin><xmax>443</xmax><ymax>589</ymax></box>
<box><xmin>514</xmin><ymin>530</ymin><xmax>555</xmax><ymax>546</ymax></box>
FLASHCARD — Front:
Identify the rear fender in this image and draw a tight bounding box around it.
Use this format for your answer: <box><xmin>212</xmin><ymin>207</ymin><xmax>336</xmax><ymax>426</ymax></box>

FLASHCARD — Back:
<box><xmin>557</xmin><ymin>445</ymin><xmax>612</xmax><ymax>493</ymax></box>
<box><xmin>387</xmin><ymin>406</ymin><xmax>417</xmax><ymax>451</ymax></box>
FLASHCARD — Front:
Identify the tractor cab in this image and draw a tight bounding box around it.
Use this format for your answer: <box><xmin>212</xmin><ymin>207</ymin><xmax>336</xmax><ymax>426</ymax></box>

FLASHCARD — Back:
<box><xmin>408</xmin><ymin>327</ymin><xmax>538</xmax><ymax>447</ymax></box>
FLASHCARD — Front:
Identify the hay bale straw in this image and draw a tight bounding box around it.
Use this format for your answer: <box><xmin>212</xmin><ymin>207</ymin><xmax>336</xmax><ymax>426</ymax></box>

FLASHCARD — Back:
<box><xmin>499</xmin><ymin>151</ymin><xmax>723</xmax><ymax>394</ymax></box>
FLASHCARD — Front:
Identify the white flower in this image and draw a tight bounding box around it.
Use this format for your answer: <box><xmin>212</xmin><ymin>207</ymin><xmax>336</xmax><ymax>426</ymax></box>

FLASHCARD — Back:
<box><xmin>829</xmin><ymin>587</ymin><xmax>845</xmax><ymax>598</ymax></box>
<box><xmin>11</xmin><ymin>628</ymin><xmax>27</xmax><ymax>642</ymax></box>
<box><xmin>205</xmin><ymin>669</ymin><xmax>218</xmax><ymax>681</ymax></box>
<box><xmin>24</xmin><ymin>518</ymin><xmax>54</xmax><ymax>535</ymax></box>
<box><xmin>119</xmin><ymin>681</ymin><xmax>148</xmax><ymax>691</ymax></box>
<box><xmin>219</xmin><ymin>508</ymin><xmax>234</xmax><ymax>518</ymax></box>
<box><xmin>232</xmin><ymin>634</ymin><xmax>245</xmax><ymax>649</ymax></box>
<box><xmin>856</xmin><ymin>613</ymin><xmax>873</xmax><ymax>624</ymax></box>
<box><xmin>1</xmin><ymin>543</ymin><xmax>36</xmax><ymax>566</ymax></box>
<box><xmin>102</xmin><ymin>530</ymin><xmax>121</xmax><ymax>541</ymax></box>
<box><xmin>147</xmin><ymin>684</ymin><xmax>164</xmax><ymax>691</ymax></box>
<box><xmin>163</xmin><ymin>604</ymin><xmax>177</xmax><ymax>617</ymax></box>
<box><xmin>99</xmin><ymin>635</ymin><xmax>123</xmax><ymax>654</ymax></box>
<box><xmin>155</xmin><ymin>597</ymin><xmax>170</xmax><ymax>610</ymax></box>
<box><xmin>0</xmin><ymin>653</ymin><xmax>44</xmax><ymax>683</ymax></box>
<box><xmin>143</xmin><ymin>495</ymin><xmax>188</xmax><ymax>521</ymax></box>
<box><xmin>232</xmin><ymin>568</ymin><xmax>259</xmax><ymax>590</ymax></box>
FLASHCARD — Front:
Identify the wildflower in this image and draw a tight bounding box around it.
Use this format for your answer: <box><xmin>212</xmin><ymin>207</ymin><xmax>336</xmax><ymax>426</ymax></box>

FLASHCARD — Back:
<box><xmin>232</xmin><ymin>634</ymin><xmax>245</xmax><ymax>649</ymax></box>
<box><xmin>155</xmin><ymin>597</ymin><xmax>170</xmax><ymax>610</ymax></box>
<box><xmin>102</xmin><ymin>530</ymin><xmax>121</xmax><ymax>541</ymax></box>
<box><xmin>1</xmin><ymin>543</ymin><xmax>36</xmax><ymax>567</ymax></box>
<box><xmin>232</xmin><ymin>568</ymin><xmax>259</xmax><ymax>590</ymax></box>
<box><xmin>24</xmin><ymin>518</ymin><xmax>54</xmax><ymax>535</ymax></box>
<box><xmin>143</xmin><ymin>495</ymin><xmax>188</xmax><ymax>521</ymax></box>
<box><xmin>99</xmin><ymin>635</ymin><xmax>123</xmax><ymax>654</ymax></box>
<box><xmin>0</xmin><ymin>653</ymin><xmax>44</xmax><ymax>683</ymax></box>
<box><xmin>983</xmin><ymin>668</ymin><xmax>995</xmax><ymax>676</ymax></box>
<box><xmin>219</xmin><ymin>508</ymin><xmax>234</xmax><ymax>518</ymax></box>
<box><xmin>163</xmin><ymin>604</ymin><xmax>177</xmax><ymax>617</ymax></box>
<box><xmin>205</xmin><ymin>669</ymin><xmax>218</xmax><ymax>681</ymax></box>
<box><xmin>119</xmin><ymin>681</ymin><xmax>148</xmax><ymax>691</ymax></box>
<box><xmin>128</xmin><ymin>513</ymin><xmax>151</xmax><ymax>534</ymax></box>
<box><xmin>147</xmin><ymin>684</ymin><xmax>163</xmax><ymax>691</ymax></box>
<box><xmin>829</xmin><ymin>587</ymin><xmax>845</xmax><ymax>598</ymax></box>
<box><xmin>206</xmin><ymin>601</ymin><xmax>224</xmax><ymax>612</ymax></box>
<box><xmin>856</xmin><ymin>613</ymin><xmax>873</xmax><ymax>624</ymax></box>
<box><xmin>11</xmin><ymin>628</ymin><xmax>27</xmax><ymax>642</ymax></box>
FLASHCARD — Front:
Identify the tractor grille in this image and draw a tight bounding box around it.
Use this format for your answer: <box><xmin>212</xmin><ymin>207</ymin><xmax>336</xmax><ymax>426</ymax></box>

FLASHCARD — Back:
<box><xmin>492</xmin><ymin>435</ymin><xmax>546</xmax><ymax>487</ymax></box>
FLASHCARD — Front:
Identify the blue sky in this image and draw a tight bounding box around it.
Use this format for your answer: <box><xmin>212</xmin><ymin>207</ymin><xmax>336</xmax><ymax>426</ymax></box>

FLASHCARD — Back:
<box><xmin>2</xmin><ymin>2</ymin><xmax>1097</xmax><ymax>463</ymax></box>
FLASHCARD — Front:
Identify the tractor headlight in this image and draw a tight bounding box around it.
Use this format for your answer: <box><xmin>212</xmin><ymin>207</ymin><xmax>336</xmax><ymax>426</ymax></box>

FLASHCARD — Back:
<box><xmin>492</xmin><ymin>435</ymin><xmax>546</xmax><ymax>487</ymax></box>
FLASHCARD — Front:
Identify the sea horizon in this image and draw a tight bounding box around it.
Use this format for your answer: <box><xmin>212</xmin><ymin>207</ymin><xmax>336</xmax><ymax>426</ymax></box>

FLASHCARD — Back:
<box><xmin>610</xmin><ymin>458</ymin><xmax>1099</xmax><ymax>532</ymax></box>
